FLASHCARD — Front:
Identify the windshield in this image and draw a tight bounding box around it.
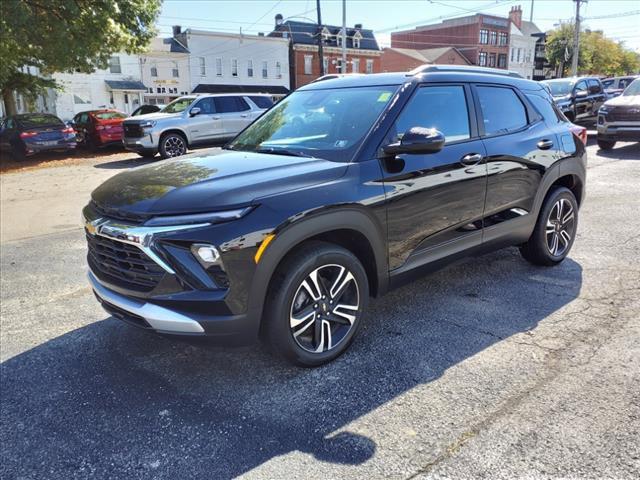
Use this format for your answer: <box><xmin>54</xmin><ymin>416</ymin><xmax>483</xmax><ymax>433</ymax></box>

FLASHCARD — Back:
<box><xmin>93</xmin><ymin>111</ymin><xmax>126</xmax><ymax>120</ymax></box>
<box><xmin>228</xmin><ymin>85</ymin><xmax>398</xmax><ymax>162</ymax></box>
<box><xmin>543</xmin><ymin>80</ymin><xmax>574</xmax><ymax>96</ymax></box>
<box><xmin>17</xmin><ymin>114</ymin><xmax>64</xmax><ymax>128</ymax></box>
<box><xmin>163</xmin><ymin>97</ymin><xmax>194</xmax><ymax>114</ymax></box>
<box><xmin>623</xmin><ymin>79</ymin><xmax>640</xmax><ymax>96</ymax></box>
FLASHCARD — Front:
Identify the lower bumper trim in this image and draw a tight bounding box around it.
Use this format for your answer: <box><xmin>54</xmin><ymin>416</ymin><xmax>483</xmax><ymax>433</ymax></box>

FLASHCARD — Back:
<box><xmin>89</xmin><ymin>271</ymin><xmax>205</xmax><ymax>333</ymax></box>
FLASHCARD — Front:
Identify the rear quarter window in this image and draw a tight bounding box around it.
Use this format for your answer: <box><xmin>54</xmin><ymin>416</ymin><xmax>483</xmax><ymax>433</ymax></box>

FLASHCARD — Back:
<box><xmin>526</xmin><ymin>92</ymin><xmax>563</xmax><ymax>124</ymax></box>
<box><xmin>249</xmin><ymin>96</ymin><xmax>274</xmax><ymax>109</ymax></box>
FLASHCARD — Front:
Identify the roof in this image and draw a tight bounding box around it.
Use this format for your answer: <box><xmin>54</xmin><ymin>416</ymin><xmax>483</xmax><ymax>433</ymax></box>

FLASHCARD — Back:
<box><xmin>520</xmin><ymin>20</ymin><xmax>542</xmax><ymax>37</ymax></box>
<box><xmin>105</xmin><ymin>80</ymin><xmax>147</xmax><ymax>91</ymax></box>
<box><xmin>385</xmin><ymin>47</ymin><xmax>471</xmax><ymax>65</ymax></box>
<box><xmin>270</xmin><ymin>20</ymin><xmax>379</xmax><ymax>51</ymax></box>
<box><xmin>146</xmin><ymin>37</ymin><xmax>190</xmax><ymax>54</ymax></box>
<box><xmin>192</xmin><ymin>84</ymin><xmax>290</xmax><ymax>95</ymax></box>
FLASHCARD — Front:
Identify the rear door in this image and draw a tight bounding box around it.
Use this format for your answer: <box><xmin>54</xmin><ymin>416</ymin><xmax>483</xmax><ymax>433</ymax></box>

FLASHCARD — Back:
<box><xmin>214</xmin><ymin>96</ymin><xmax>253</xmax><ymax>137</ymax></box>
<box><xmin>474</xmin><ymin>84</ymin><xmax>559</xmax><ymax>242</ymax></box>
<box><xmin>188</xmin><ymin>97</ymin><xmax>224</xmax><ymax>142</ymax></box>
<box><xmin>380</xmin><ymin>83</ymin><xmax>488</xmax><ymax>270</ymax></box>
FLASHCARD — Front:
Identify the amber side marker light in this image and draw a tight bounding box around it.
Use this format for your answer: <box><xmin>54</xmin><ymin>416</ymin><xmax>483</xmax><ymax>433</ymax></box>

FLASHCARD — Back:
<box><xmin>254</xmin><ymin>233</ymin><xmax>275</xmax><ymax>263</ymax></box>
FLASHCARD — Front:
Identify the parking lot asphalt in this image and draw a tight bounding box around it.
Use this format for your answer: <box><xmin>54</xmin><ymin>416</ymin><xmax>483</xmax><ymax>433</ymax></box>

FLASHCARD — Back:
<box><xmin>1</xmin><ymin>140</ymin><xmax>639</xmax><ymax>479</ymax></box>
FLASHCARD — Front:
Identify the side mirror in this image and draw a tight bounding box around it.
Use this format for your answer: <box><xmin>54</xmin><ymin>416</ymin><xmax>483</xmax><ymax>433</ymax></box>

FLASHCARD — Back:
<box><xmin>382</xmin><ymin>127</ymin><xmax>445</xmax><ymax>156</ymax></box>
<box><xmin>574</xmin><ymin>90</ymin><xmax>588</xmax><ymax>98</ymax></box>
<box><xmin>189</xmin><ymin>107</ymin><xmax>201</xmax><ymax>117</ymax></box>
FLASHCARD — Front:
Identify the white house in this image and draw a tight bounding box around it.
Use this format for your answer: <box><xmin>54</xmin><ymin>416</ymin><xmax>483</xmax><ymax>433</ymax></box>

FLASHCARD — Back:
<box><xmin>173</xmin><ymin>27</ymin><xmax>290</xmax><ymax>98</ymax></box>
<box><xmin>507</xmin><ymin>5</ymin><xmax>541</xmax><ymax>80</ymax></box>
<box><xmin>140</xmin><ymin>33</ymin><xmax>192</xmax><ymax>106</ymax></box>
<box><xmin>53</xmin><ymin>53</ymin><xmax>146</xmax><ymax>121</ymax></box>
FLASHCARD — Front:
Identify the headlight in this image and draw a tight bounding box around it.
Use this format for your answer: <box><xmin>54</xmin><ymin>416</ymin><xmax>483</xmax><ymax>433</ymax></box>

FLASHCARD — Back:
<box><xmin>599</xmin><ymin>106</ymin><xmax>613</xmax><ymax>114</ymax></box>
<box><xmin>139</xmin><ymin>120</ymin><xmax>156</xmax><ymax>129</ymax></box>
<box><xmin>143</xmin><ymin>207</ymin><xmax>253</xmax><ymax>227</ymax></box>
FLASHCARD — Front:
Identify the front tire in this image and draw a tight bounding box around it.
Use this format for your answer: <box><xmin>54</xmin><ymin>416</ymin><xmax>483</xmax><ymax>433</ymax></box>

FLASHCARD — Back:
<box><xmin>520</xmin><ymin>187</ymin><xmax>578</xmax><ymax>266</ymax></box>
<box><xmin>597</xmin><ymin>138</ymin><xmax>616</xmax><ymax>150</ymax></box>
<box><xmin>159</xmin><ymin>133</ymin><xmax>187</xmax><ymax>158</ymax></box>
<box><xmin>263</xmin><ymin>241</ymin><xmax>369</xmax><ymax>367</ymax></box>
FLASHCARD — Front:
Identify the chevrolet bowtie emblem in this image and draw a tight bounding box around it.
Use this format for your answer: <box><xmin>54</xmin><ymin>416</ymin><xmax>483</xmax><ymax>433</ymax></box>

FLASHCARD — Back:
<box><xmin>85</xmin><ymin>218</ymin><xmax>104</xmax><ymax>236</ymax></box>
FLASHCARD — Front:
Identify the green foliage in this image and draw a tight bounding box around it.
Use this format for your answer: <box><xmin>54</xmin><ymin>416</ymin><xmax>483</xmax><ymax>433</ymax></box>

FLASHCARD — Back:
<box><xmin>0</xmin><ymin>0</ymin><xmax>161</xmax><ymax>113</ymax></box>
<box><xmin>546</xmin><ymin>23</ymin><xmax>640</xmax><ymax>77</ymax></box>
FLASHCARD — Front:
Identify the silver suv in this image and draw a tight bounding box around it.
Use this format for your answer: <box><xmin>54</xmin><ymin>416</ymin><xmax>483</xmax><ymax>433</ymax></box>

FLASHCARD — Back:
<box><xmin>122</xmin><ymin>94</ymin><xmax>273</xmax><ymax>158</ymax></box>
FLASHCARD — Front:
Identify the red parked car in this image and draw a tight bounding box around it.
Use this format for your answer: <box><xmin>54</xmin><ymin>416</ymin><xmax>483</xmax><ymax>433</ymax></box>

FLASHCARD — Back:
<box><xmin>72</xmin><ymin>109</ymin><xmax>127</xmax><ymax>149</ymax></box>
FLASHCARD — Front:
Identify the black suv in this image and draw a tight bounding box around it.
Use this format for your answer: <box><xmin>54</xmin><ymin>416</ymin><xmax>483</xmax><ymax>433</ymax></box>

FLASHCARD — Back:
<box><xmin>543</xmin><ymin>76</ymin><xmax>607</xmax><ymax>124</ymax></box>
<box><xmin>84</xmin><ymin>66</ymin><xmax>587</xmax><ymax>366</ymax></box>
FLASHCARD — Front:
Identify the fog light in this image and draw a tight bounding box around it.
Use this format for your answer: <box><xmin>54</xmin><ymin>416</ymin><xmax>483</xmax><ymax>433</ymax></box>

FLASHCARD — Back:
<box><xmin>191</xmin><ymin>243</ymin><xmax>221</xmax><ymax>266</ymax></box>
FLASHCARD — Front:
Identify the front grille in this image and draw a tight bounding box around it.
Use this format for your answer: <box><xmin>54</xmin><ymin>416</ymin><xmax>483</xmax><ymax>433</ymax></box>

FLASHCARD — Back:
<box><xmin>123</xmin><ymin>123</ymin><xmax>145</xmax><ymax>138</ymax></box>
<box><xmin>608</xmin><ymin>109</ymin><xmax>640</xmax><ymax>122</ymax></box>
<box><xmin>87</xmin><ymin>233</ymin><xmax>165</xmax><ymax>292</ymax></box>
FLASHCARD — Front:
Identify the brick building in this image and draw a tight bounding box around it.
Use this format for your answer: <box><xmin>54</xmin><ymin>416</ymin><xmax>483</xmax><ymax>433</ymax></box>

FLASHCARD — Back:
<box><xmin>391</xmin><ymin>14</ymin><xmax>511</xmax><ymax>70</ymax></box>
<box><xmin>381</xmin><ymin>46</ymin><xmax>471</xmax><ymax>72</ymax></box>
<box><xmin>270</xmin><ymin>15</ymin><xmax>381</xmax><ymax>89</ymax></box>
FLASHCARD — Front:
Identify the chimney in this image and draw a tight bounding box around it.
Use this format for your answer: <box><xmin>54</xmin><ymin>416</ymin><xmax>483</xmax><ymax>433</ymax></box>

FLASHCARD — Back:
<box><xmin>275</xmin><ymin>13</ymin><xmax>283</xmax><ymax>27</ymax></box>
<box><xmin>509</xmin><ymin>5</ymin><xmax>522</xmax><ymax>29</ymax></box>
<box><xmin>354</xmin><ymin>23</ymin><xmax>363</xmax><ymax>29</ymax></box>
<box><xmin>172</xmin><ymin>25</ymin><xmax>182</xmax><ymax>37</ymax></box>
<box><xmin>258</xmin><ymin>32</ymin><xmax>265</xmax><ymax>36</ymax></box>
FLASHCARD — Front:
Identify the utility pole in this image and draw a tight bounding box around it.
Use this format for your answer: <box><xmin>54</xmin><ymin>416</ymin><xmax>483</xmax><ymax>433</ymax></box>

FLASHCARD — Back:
<box><xmin>529</xmin><ymin>0</ymin><xmax>534</xmax><ymax>22</ymax></box>
<box><xmin>571</xmin><ymin>0</ymin><xmax>585</xmax><ymax>76</ymax></box>
<box><xmin>341</xmin><ymin>0</ymin><xmax>347</xmax><ymax>74</ymax></box>
<box><xmin>316</xmin><ymin>0</ymin><xmax>325</xmax><ymax>76</ymax></box>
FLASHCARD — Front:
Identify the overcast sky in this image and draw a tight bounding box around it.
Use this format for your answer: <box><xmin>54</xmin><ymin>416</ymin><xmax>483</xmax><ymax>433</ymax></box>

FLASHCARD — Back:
<box><xmin>158</xmin><ymin>0</ymin><xmax>640</xmax><ymax>52</ymax></box>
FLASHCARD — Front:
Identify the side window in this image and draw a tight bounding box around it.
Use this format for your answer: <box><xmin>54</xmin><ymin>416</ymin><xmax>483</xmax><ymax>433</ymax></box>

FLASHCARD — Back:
<box><xmin>390</xmin><ymin>85</ymin><xmax>471</xmax><ymax>144</ymax></box>
<box><xmin>249</xmin><ymin>96</ymin><xmax>273</xmax><ymax>109</ymax></box>
<box><xmin>6</xmin><ymin>118</ymin><xmax>15</xmax><ymax>129</ymax></box>
<box><xmin>215</xmin><ymin>96</ymin><xmax>247</xmax><ymax>113</ymax></box>
<box><xmin>476</xmin><ymin>86</ymin><xmax>528</xmax><ymax>135</ymax></box>
<box><xmin>574</xmin><ymin>80</ymin><xmax>587</xmax><ymax>94</ymax></box>
<box><xmin>526</xmin><ymin>93</ymin><xmax>561</xmax><ymax>124</ymax></box>
<box><xmin>602</xmin><ymin>79</ymin><xmax>614</xmax><ymax>89</ymax></box>
<box><xmin>78</xmin><ymin>113</ymin><xmax>88</xmax><ymax>124</ymax></box>
<box><xmin>619</xmin><ymin>78</ymin><xmax>633</xmax><ymax>89</ymax></box>
<box><xmin>587</xmin><ymin>79</ymin><xmax>602</xmax><ymax>94</ymax></box>
<box><xmin>195</xmin><ymin>97</ymin><xmax>216</xmax><ymax>114</ymax></box>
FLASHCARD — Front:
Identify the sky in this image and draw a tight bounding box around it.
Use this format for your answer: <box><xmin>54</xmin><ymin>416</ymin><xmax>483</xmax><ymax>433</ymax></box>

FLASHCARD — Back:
<box><xmin>158</xmin><ymin>0</ymin><xmax>640</xmax><ymax>52</ymax></box>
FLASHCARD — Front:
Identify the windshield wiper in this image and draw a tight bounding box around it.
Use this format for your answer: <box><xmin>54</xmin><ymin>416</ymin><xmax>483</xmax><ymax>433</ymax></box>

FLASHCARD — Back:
<box><xmin>255</xmin><ymin>147</ymin><xmax>313</xmax><ymax>158</ymax></box>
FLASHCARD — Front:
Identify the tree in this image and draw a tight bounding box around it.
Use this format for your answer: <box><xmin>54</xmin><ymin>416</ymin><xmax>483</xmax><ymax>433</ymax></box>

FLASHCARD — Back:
<box><xmin>546</xmin><ymin>23</ymin><xmax>640</xmax><ymax>77</ymax></box>
<box><xmin>0</xmin><ymin>0</ymin><xmax>161</xmax><ymax>115</ymax></box>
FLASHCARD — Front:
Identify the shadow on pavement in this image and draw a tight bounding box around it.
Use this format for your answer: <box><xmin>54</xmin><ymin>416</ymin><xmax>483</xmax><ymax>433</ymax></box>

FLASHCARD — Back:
<box><xmin>93</xmin><ymin>157</ymin><xmax>157</xmax><ymax>169</ymax></box>
<box><xmin>593</xmin><ymin>141</ymin><xmax>640</xmax><ymax>159</ymax></box>
<box><xmin>0</xmin><ymin>249</ymin><xmax>582</xmax><ymax>479</ymax></box>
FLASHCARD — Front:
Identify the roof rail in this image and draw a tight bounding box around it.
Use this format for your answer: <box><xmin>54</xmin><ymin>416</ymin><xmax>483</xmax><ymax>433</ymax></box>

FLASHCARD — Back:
<box><xmin>409</xmin><ymin>64</ymin><xmax>524</xmax><ymax>79</ymax></box>
<box><xmin>310</xmin><ymin>73</ymin><xmax>365</xmax><ymax>84</ymax></box>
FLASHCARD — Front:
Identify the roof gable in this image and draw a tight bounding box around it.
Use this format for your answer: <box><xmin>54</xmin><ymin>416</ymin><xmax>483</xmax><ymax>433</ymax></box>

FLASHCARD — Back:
<box><xmin>270</xmin><ymin>20</ymin><xmax>379</xmax><ymax>50</ymax></box>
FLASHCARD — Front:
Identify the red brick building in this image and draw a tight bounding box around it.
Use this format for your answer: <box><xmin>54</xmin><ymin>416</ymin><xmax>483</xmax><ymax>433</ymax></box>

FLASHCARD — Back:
<box><xmin>269</xmin><ymin>16</ymin><xmax>382</xmax><ymax>89</ymax></box>
<box><xmin>391</xmin><ymin>14</ymin><xmax>511</xmax><ymax>70</ymax></box>
<box><xmin>380</xmin><ymin>46</ymin><xmax>471</xmax><ymax>72</ymax></box>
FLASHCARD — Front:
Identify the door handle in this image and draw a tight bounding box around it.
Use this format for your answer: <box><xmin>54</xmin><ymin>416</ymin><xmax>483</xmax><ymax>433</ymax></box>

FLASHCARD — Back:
<box><xmin>212</xmin><ymin>116</ymin><xmax>221</xmax><ymax>120</ymax></box>
<box><xmin>240</xmin><ymin>114</ymin><xmax>249</xmax><ymax>118</ymax></box>
<box><xmin>460</xmin><ymin>153</ymin><xmax>483</xmax><ymax>166</ymax></box>
<box><xmin>537</xmin><ymin>139</ymin><xmax>554</xmax><ymax>150</ymax></box>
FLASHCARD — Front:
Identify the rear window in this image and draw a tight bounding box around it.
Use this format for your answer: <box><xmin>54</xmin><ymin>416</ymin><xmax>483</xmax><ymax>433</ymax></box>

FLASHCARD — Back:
<box><xmin>93</xmin><ymin>111</ymin><xmax>127</xmax><ymax>120</ymax></box>
<box><xmin>17</xmin><ymin>114</ymin><xmax>64</xmax><ymax>128</ymax></box>
<box><xmin>476</xmin><ymin>86</ymin><xmax>528</xmax><ymax>135</ymax></box>
<box><xmin>249</xmin><ymin>96</ymin><xmax>274</xmax><ymax>109</ymax></box>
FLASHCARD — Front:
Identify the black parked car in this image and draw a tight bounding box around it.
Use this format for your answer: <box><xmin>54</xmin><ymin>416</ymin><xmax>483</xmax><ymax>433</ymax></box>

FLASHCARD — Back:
<box><xmin>542</xmin><ymin>76</ymin><xmax>607</xmax><ymax>124</ymax></box>
<box><xmin>130</xmin><ymin>104</ymin><xmax>164</xmax><ymax>117</ymax></box>
<box><xmin>83</xmin><ymin>66</ymin><xmax>587</xmax><ymax>366</ymax></box>
<box><xmin>0</xmin><ymin>113</ymin><xmax>76</xmax><ymax>159</ymax></box>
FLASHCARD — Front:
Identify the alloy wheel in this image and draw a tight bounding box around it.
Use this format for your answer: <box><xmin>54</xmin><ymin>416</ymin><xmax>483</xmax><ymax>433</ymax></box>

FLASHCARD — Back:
<box><xmin>289</xmin><ymin>264</ymin><xmax>360</xmax><ymax>353</ymax></box>
<box><xmin>546</xmin><ymin>198</ymin><xmax>575</xmax><ymax>256</ymax></box>
<box><xmin>164</xmin><ymin>136</ymin><xmax>186</xmax><ymax>157</ymax></box>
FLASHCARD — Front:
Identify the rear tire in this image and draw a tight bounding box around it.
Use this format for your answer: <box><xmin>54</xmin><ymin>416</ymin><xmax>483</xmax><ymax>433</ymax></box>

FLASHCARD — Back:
<box><xmin>262</xmin><ymin>241</ymin><xmax>369</xmax><ymax>367</ymax></box>
<box><xmin>597</xmin><ymin>138</ymin><xmax>616</xmax><ymax>150</ymax></box>
<box><xmin>159</xmin><ymin>133</ymin><xmax>187</xmax><ymax>159</ymax></box>
<box><xmin>520</xmin><ymin>187</ymin><xmax>578</xmax><ymax>266</ymax></box>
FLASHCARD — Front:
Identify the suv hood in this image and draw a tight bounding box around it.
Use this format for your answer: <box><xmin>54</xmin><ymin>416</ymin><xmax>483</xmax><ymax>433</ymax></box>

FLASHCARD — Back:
<box><xmin>124</xmin><ymin>111</ymin><xmax>182</xmax><ymax>123</ymax></box>
<box><xmin>91</xmin><ymin>150</ymin><xmax>348</xmax><ymax>217</ymax></box>
<box><xmin>603</xmin><ymin>94</ymin><xmax>640</xmax><ymax>107</ymax></box>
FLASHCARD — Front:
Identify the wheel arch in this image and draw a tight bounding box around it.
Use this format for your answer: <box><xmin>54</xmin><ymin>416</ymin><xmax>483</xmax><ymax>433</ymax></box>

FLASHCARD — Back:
<box><xmin>246</xmin><ymin>208</ymin><xmax>389</xmax><ymax>328</ymax></box>
<box><xmin>159</xmin><ymin>128</ymin><xmax>190</xmax><ymax>147</ymax></box>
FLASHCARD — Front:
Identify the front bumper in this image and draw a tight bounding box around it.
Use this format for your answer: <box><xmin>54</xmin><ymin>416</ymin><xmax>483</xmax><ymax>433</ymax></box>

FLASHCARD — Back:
<box><xmin>123</xmin><ymin>132</ymin><xmax>158</xmax><ymax>153</ymax></box>
<box><xmin>597</xmin><ymin>120</ymin><xmax>640</xmax><ymax>141</ymax></box>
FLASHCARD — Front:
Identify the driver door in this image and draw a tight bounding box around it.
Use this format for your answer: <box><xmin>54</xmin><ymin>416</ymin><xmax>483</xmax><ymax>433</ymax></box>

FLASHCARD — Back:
<box><xmin>380</xmin><ymin>84</ymin><xmax>488</xmax><ymax>271</ymax></box>
<box><xmin>573</xmin><ymin>80</ymin><xmax>590</xmax><ymax>120</ymax></box>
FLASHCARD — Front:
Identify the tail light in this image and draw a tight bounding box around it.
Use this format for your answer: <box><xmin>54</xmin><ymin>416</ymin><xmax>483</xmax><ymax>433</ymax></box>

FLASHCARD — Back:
<box><xmin>62</xmin><ymin>127</ymin><xmax>75</xmax><ymax>134</ymax></box>
<box><xmin>570</xmin><ymin>124</ymin><xmax>587</xmax><ymax>145</ymax></box>
<box><xmin>19</xmin><ymin>131</ymin><xmax>38</xmax><ymax>138</ymax></box>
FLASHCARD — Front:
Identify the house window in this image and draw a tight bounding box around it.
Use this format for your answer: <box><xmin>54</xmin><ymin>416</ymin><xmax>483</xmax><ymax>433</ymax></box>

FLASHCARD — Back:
<box><xmin>337</xmin><ymin>28</ymin><xmax>345</xmax><ymax>47</ymax></box>
<box><xmin>498</xmin><ymin>54</ymin><xmax>507</xmax><ymax>68</ymax></box>
<box><xmin>499</xmin><ymin>32</ymin><xmax>508</xmax><ymax>46</ymax></box>
<box><xmin>124</xmin><ymin>93</ymin><xmax>129</xmax><ymax>104</ymax></box>
<box><xmin>323</xmin><ymin>57</ymin><xmax>329</xmax><ymax>73</ymax></box>
<box><xmin>352</xmin><ymin>58</ymin><xmax>360</xmax><ymax>73</ymax></box>
<box><xmin>262</xmin><ymin>61</ymin><xmax>268</xmax><ymax>78</ymax></box>
<box><xmin>247</xmin><ymin>59</ymin><xmax>254</xmax><ymax>77</ymax></box>
<box><xmin>489</xmin><ymin>53</ymin><xmax>496</xmax><ymax>67</ymax></box>
<box><xmin>216</xmin><ymin>58</ymin><xmax>223</xmax><ymax>76</ymax></box>
<box><xmin>150</xmin><ymin>66</ymin><xmax>158</xmax><ymax>77</ymax></box>
<box><xmin>304</xmin><ymin>55</ymin><xmax>313</xmax><ymax>75</ymax></box>
<box><xmin>478</xmin><ymin>52</ymin><xmax>487</xmax><ymax>66</ymax></box>
<box><xmin>489</xmin><ymin>31</ymin><xmax>497</xmax><ymax>45</ymax></box>
<box><xmin>172</xmin><ymin>63</ymin><xmax>179</xmax><ymax>77</ymax></box>
<box><xmin>232</xmin><ymin>59</ymin><xmax>238</xmax><ymax>77</ymax></box>
<box><xmin>353</xmin><ymin>32</ymin><xmax>362</xmax><ymax>48</ymax></box>
<box><xmin>276</xmin><ymin>61</ymin><xmax>282</xmax><ymax>78</ymax></box>
<box><xmin>517</xmin><ymin>48</ymin><xmax>521</xmax><ymax>63</ymax></box>
<box><xmin>365</xmin><ymin>58</ymin><xmax>373</xmax><ymax>74</ymax></box>
<box><xmin>199</xmin><ymin>57</ymin><xmax>206</xmax><ymax>76</ymax></box>
<box><xmin>510</xmin><ymin>48</ymin><xmax>515</xmax><ymax>62</ymax></box>
<box><xmin>479</xmin><ymin>29</ymin><xmax>489</xmax><ymax>44</ymax></box>
<box><xmin>108</xmin><ymin>56</ymin><xmax>121</xmax><ymax>74</ymax></box>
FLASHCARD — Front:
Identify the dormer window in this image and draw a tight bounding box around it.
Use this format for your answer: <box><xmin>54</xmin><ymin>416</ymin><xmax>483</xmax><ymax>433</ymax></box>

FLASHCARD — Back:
<box><xmin>321</xmin><ymin>26</ymin><xmax>331</xmax><ymax>42</ymax></box>
<box><xmin>353</xmin><ymin>30</ymin><xmax>363</xmax><ymax>49</ymax></box>
<box><xmin>337</xmin><ymin>27</ymin><xmax>346</xmax><ymax>47</ymax></box>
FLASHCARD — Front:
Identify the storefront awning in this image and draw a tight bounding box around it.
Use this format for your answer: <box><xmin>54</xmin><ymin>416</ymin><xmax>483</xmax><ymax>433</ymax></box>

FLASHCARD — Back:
<box><xmin>105</xmin><ymin>80</ymin><xmax>147</xmax><ymax>91</ymax></box>
<box><xmin>192</xmin><ymin>84</ymin><xmax>289</xmax><ymax>95</ymax></box>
